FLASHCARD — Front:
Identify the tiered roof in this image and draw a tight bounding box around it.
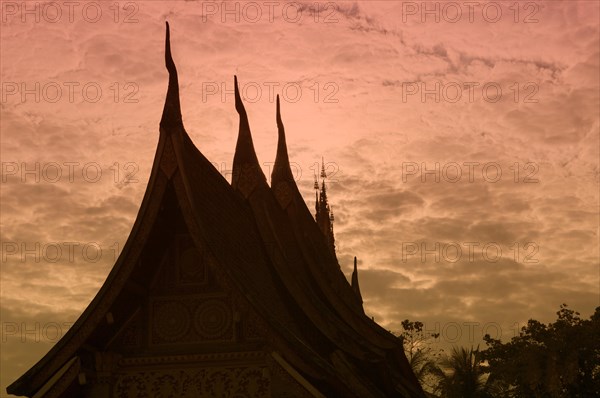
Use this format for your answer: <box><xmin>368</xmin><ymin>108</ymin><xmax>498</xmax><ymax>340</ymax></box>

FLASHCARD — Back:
<box><xmin>7</xmin><ymin>23</ymin><xmax>424</xmax><ymax>398</ymax></box>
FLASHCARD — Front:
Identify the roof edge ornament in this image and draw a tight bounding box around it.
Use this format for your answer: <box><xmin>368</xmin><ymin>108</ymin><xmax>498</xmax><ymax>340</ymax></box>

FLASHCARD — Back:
<box><xmin>159</xmin><ymin>21</ymin><xmax>183</xmax><ymax>132</ymax></box>
<box><xmin>272</xmin><ymin>95</ymin><xmax>296</xmax><ymax>208</ymax></box>
<box><xmin>351</xmin><ymin>256</ymin><xmax>363</xmax><ymax>305</ymax></box>
<box><xmin>232</xmin><ymin>75</ymin><xmax>265</xmax><ymax>197</ymax></box>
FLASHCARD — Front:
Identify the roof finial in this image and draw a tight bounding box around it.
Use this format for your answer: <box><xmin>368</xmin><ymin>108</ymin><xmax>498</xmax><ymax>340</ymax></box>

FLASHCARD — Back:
<box><xmin>351</xmin><ymin>257</ymin><xmax>363</xmax><ymax>304</ymax></box>
<box><xmin>160</xmin><ymin>21</ymin><xmax>183</xmax><ymax>131</ymax></box>
<box><xmin>232</xmin><ymin>76</ymin><xmax>264</xmax><ymax>195</ymax></box>
<box><xmin>320</xmin><ymin>157</ymin><xmax>327</xmax><ymax>179</ymax></box>
<box><xmin>276</xmin><ymin>94</ymin><xmax>283</xmax><ymax>130</ymax></box>
<box><xmin>234</xmin><ymin>75</ymin><xmax>247</xmax><ymax>117</ymax></box>
<box><xmin>271</xmin><ymin>95</ymin><xmax>295</xmax><ymax>187</ymax></box>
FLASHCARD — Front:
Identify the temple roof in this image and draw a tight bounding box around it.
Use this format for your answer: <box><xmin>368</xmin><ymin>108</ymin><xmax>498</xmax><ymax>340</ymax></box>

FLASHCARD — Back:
<box><xmin>7</xmin><ymin>23</ymin><xmax>424</xmax><ymax>398</ymax></box>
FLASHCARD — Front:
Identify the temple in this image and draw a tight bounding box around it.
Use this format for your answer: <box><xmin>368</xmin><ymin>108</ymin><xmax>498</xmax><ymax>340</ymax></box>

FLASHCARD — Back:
<box><xmin>7</xmin><ymin>23</ymin><xmax>424</xmax><ymax>398</ymax></box>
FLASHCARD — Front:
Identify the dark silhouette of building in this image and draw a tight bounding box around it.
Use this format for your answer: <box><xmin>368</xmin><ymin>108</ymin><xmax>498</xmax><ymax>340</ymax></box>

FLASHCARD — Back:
<box><xmin>7</xmin><ymin>23</ymin><xmax>424</xmax><ymax>398</ymax></box>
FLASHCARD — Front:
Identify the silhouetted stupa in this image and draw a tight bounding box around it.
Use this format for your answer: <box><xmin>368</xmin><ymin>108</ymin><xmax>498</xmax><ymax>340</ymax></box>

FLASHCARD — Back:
<box><xmin>7</xmin><ymin>23</ymin><xmax>424</xmax><ymax>398</ymax></box>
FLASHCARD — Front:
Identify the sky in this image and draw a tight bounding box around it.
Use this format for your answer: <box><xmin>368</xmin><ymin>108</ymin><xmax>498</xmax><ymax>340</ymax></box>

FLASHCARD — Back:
<box><xmin>0</xmin><ymin>0</ymin><xmax>599</xmax><ymax>395</ymax></box>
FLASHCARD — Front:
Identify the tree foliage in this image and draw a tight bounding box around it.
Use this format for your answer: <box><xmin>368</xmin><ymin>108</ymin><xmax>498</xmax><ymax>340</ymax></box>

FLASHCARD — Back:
<box><xmin>399</xmin><ymin>319</ymin><xmax>442</xmax><ymax>394</ymax></box>
<box><xmin>482</xmin><ymin>304</ymin><xmax>600</xmax><ymax>397</ymax></box>
<box><xmin>432</xmin><ymin>346</ymin><xmax>500</xmax><ymax>398</ymax></box>
<box><xmin>401</xmin><ymin>305</ymin><xmax>599</xmax><ymax>397</ymax></box>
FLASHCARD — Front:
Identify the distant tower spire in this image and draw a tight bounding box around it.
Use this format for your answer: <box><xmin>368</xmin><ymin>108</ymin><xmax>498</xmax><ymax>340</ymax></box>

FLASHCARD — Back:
<box><xmin>315</xmin><ymin>158</ymin><xmax>336</xmax><ymax>256</ymax></box>
<box><xmin>314</xmin><ymin>175</ymin><xmax>319</xmax><ymax>216</ymax></box>
<box><xmin>351</xmin><ymin>257</ymin><xmax>363</xmax><ymax>304</ymax></box>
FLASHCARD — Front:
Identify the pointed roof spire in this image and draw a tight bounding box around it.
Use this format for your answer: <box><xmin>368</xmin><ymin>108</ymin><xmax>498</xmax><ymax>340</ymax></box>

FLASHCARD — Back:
<box><xmin>319</xmin><ymin>157</ymin><xmax>329</xmax><ymax>203</ymax></box>
<box><xmin>271</xmin><ymin>95</ymin><xmax>295</xmax><ymax>185</ymax></box>
<box><xmin>316</xmin><ymin>172</ymin><xmax>335</xmax><ymax>255</ymax></box>
<box><xmin>276</xmin><ymin>94</ymin><xmax>283</xmax><ymax>129</ymax></box>
<box><xmin>234</xmin><ymin>75</ymin><xmax>247</xmax><ymax>118</ymax></box>
<box><xmin>315</xmin><ymin>190</ymin><xmax>319</xmax><ymax>215</ymax></box>
<box><xmin>160</xmin><ymin>22</ymin><xmax>183</xmax><ymax>131</ymax></box>
<box><xmin>351</xmin><ymin>257</ymin><xmax>363</xmax><ymax>304</ymax></box>
<box><xmin>232</xmin><ymin>76</ymin><xmax>265</xmax><ymax>195</ymax></box>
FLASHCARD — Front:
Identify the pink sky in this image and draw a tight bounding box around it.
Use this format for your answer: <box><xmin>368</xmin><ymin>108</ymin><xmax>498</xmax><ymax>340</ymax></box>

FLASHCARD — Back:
<box><xmin>1</xmin><ymin>1</ymin><xmax>599</xmax><ymax>395</ymax></box>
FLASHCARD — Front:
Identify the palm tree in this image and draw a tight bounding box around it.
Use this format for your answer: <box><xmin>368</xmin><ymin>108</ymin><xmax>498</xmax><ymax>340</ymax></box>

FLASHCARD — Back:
<box><xmin>407</xmin><ymin>346</ymin><xmax>439</xmax><ymax>389</ymax></box>
<box><xmin>398</xmin><ymin>320</ymin><xmax>442</xmax><ymax>394</ymax></box>
<box><xmin>432</xmin><ymin>346</ymin><xmax>497</xmax><ymax>398</ymax></box>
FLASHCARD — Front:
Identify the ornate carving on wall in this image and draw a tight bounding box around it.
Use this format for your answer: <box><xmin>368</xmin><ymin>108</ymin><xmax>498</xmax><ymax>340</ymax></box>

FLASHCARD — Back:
<box><xmin>153</xmin><ymin>300</ymin><xmax>192</xmax><ymax>342</ymax></box>
<box><xmin>115</xmin><ymin>295</ymin><xmax>268</xmax><ymax>349</ymax></box>
<box><xmin>150</xmin><ymin>295</ymin><xmax>234</xmax><ymax>345</ymax></box>
<box><xmin>194</xmin><ymin>299</ymin><xmax>233</xmax><ymax>339</ymax></box>
<box><xmin>88</xmin><ymin>351</ymin><xmax>318</xmax><ymax>398</ymax></box>
<box><xmin>113</xmin><ymin>366</ymin><xmax>270</xmax><ymax>398</ymax></box>
<box><xmin>118</xmin><ymin>351</ymin><xmax>267</xmax><ymax>367</ymax></box>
